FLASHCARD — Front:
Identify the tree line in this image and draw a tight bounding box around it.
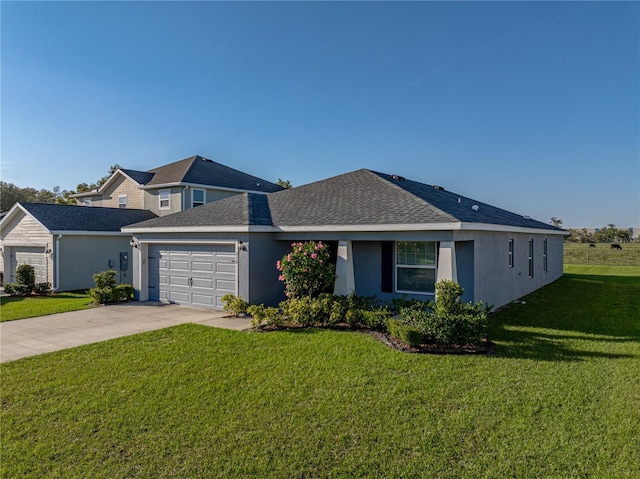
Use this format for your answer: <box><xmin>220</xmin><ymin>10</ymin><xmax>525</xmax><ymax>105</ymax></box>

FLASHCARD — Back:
<box><xmin>1</xmin><ymin>165</ymin><xmax>121</xmax><ymax>213</ymax></box>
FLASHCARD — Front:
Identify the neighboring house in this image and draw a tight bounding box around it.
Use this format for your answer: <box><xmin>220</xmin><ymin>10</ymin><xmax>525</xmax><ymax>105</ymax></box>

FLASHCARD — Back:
<box><xmin>0</xmin><ymin>203</ymin><xmax>156</xmax><ymax>291</ymax></box>
<box><xmin>123</xmin><ymin>169</ymin><xmax>568</xmax><ymax>310</ymax></box>
<box><xmin>71</xmin><ymin>155</ymin><xmax>284</xmax><ymax>215</ymax></box>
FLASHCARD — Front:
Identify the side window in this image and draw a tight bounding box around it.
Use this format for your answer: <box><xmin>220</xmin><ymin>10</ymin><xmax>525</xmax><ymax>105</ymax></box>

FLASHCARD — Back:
<box><xmin>508</xmin><ymin>239</ymin><xmax>514</xmax><ymax>268</ymax></box>
<box><xmin>192</xmin><ymin>189</ymin><xmax>205</xmax><ymax>208</ymax></box>
<box><xmin>528</xmin><ymin>239</ymin><xmax>534</xmax><ymax>278</ymax></box>
<box><xmin>118</xmin><ymin>195</ymin><xmax>127</xmax><ymax>208</ymax></box>
<box><xmin>543</xmin><ymin>239</ymin><xmax>548</xmax><ymax>273</ymax></box>
<box><xmin>159</xmin><ymin>190</ymin><xmax>170</xmax><ymax>210</ymax></box>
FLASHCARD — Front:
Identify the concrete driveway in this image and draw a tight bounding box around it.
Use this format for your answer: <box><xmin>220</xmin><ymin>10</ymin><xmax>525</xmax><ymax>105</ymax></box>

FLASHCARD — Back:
<box><xmin>0</xmin><ymin>302</ymin><xmax>252</xmax><ymax>363</ymax></box>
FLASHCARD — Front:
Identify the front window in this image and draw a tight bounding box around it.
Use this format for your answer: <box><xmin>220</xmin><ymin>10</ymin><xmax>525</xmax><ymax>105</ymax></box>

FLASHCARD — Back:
<box><xmin>192</xmin><ymin>189</ymin><xmax>205</xmax><ymax>208</ymax></box>
<box><xmin>118</xmin><ymin>195</ymin><xmax>127</xmax><ymax>208</ymax></box>
<box><xmin>159</xmin><ymin>190</ymin><xmax>170</xmax><ymax>210</ymax></box>
<box><xmin>395</xmin><ymin>241</ymin><xmax>437</xmax><ymax>294</ymax></box>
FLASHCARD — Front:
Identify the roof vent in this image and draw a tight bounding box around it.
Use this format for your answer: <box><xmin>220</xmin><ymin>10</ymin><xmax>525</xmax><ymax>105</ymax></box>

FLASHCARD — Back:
<box><xmin>256</xmin><ymin>183</ymin><xmax>260</xmax><ymax>187</ymax></box>
<box><xmin>201</xmin><ymin>157</ymin><xmax>212</xmax><ymax>163</ymax></box>
<box><xmin>433</xmin><ymin>185</ymin><xmax>445</xmax><ymax>191</ymax></box>
<box><xmin>523</xmin><ymin>215</ymin><xmax>531</xmax><ymax>219</ymax></box>
<box><xmin>391</xmin><ymin>175</ymin><xmax>405</xmax><ymax>181</ymax></box>
<box><xmin>471</xmin><ymin>205</ymin><xmax>479</xmax><ymax>211</ymax></box>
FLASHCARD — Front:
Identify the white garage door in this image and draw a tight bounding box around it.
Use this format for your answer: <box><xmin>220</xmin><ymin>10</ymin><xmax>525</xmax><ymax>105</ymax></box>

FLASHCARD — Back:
<box><xmin>148</xmin><ymin>244</ymin><xmax>237</xmax><ymax>309</ymax></box>
<box><xmin>10</xmin><ymin>247</ymin><xmax>47</xmax><ymax>283</ymax></box>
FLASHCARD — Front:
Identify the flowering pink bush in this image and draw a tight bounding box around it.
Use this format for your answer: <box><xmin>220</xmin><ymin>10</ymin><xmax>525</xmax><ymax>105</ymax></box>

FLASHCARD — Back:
<box><xmin>277</xmin><ymin>241</ymin><xmax>335</xmax><ymax>298</ymax></box>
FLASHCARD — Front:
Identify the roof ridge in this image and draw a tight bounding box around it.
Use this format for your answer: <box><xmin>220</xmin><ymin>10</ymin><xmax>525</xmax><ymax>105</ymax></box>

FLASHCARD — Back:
<box><xmin>366</xmin><ymin>170</ymin><xmax>459</xmax><ymax>222</ymax></box>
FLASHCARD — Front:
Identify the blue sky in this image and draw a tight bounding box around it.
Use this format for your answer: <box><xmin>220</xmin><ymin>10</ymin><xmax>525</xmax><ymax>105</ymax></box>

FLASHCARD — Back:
<box><xmin>2</xmin><ymin>1</ymin><xmax>638</xmax><ymax>228</ymax></box>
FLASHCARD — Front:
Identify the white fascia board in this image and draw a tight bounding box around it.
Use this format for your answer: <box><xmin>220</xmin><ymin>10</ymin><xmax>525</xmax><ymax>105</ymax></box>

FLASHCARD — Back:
<box><xmin>122</xmin><ymin>225</ymin><xmax>263</xmax><ymax>234</ymax></box>
<box><xmin>457</xmin><ymin>222</ymin><xmax>569</xmax><ymax>235</ymax></box>
<box><xmin>137</xmin><ymin>182</ymin><xmax>272</xmax><ymax>195</ymax></box>
<box><xmin>121</xmin><ymin>222</ymin><xmax>567</xmax><ymax>235</ymax></box>
<box><xmin>49</xmin><ymin>230</ymin><xmax>128</xmax><ymax>236</ymax></box>
<box><xmin>69</xmin><ymin>190</ymin><xmax>100</xmax><ymax>198</ymax></box>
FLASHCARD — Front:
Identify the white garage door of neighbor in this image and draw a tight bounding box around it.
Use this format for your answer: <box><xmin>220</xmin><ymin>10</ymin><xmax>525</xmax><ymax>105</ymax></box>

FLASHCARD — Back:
<box><xmin>148</xmin><ymin>244</ymin><xmax>237</xmax><ymax>309</ymax></box>
<box><xmin>10</xmin><ymin>247</ymin><xmax>47</xmax><ymax>283</ymax></box>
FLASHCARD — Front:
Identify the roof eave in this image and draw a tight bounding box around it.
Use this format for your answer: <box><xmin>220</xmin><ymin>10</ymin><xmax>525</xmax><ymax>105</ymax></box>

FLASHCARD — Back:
<box><xmin>138</xmin><ymin>182</ymin><xmax>275</xmax><ymax>195</ymax></box>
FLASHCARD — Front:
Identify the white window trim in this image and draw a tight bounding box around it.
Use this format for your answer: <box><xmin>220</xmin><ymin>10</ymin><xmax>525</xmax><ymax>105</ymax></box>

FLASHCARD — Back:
<box><xmin>191</xmin><ymin>188</ymin><xmax>205</xmax><ymax>208</ymax></box>
<box><xmin>159</xmin><ymin>189</ymin><xmax>171</xmax><ymax>210</ymax></box>
<box><xmin>394</xmin><ymin>241</ymin><xmax>437</xmax><ymax>295</ymax></box>
<box><xmin>83</xmin><ymin>198</ymin><xmax>92</xmax><ymax>207</ymax></box>
<box><xmin>118</xmin><ymin>194</ymin><xmax>127</xmax><ymax>208</ymax></box>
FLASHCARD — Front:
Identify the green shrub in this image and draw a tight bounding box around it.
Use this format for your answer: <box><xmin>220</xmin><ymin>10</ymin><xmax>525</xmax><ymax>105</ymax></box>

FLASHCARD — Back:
<box><xmin>360</xmin><ymin>309</ymin><xmax>391</xmax><ymax>331</ymax></box>
<box><xmin>15</xmin><ymin>264</ymin><xmax>36</xmax><ymax>295</ymax></box>
<box><xmin>397</xmin><ymin>280</ymin><xmax>489</xmax><ymax>346</ymax></box>
<box><xmin>89</xmin><ymin>287</ymin><xmax>112</xmax><ymax>305</ymax></box>
<box><xmin>93</xmin><ymin>270</ymin><xmax>117</xmax><ymax>289</ymax></box>
<box><xmin>247</xmin><ymin>304</ymin><xmax>284</xmax><ymax>328</ymax></box>
<box><xmin>113</xmin><ymin>284</ymin><xmax>133</xmax><ymax>302</ymax></box>
<box><xmin>3</xmin><ymin>283</ymin><xmax>18</xmax><ymax>296</ymax></box>
<box><xmin>280</xmin><ymin>295</ymin><xmax>332</xmax><ymax>326</ymax></box>
<box><xmin>33</xmin><ymin>282</ymin><xmax>52</xmax><ymax>295</ymax></box>
<box><xmin>221</xmin><ymin>294</ymin><xmax>249</xmax><ymax>317</ymax></box>
<box><xmin>387</xmin><ymin>318</ymin><xmax>423</xmax><ymax>347</ymax></box>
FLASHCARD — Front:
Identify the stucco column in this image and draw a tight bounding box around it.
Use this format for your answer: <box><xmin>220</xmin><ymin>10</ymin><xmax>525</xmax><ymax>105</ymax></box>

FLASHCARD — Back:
<box><xmin>436</xmin><ymin>241</ymin><xmax>457</xmax><ymax>283</ymax></box>
<box><xmin>333</xmin><ymin>240</ymin><xmax>355</xmax><ymax>296</ymax></box>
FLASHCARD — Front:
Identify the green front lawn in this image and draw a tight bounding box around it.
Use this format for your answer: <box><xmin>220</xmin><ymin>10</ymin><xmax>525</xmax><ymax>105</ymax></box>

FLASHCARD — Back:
<box><xmin>0</xmin><ymin>291</ymin><xmax>94</xmax><ymax>322</ymax></box>
<box><xmin>2</xmin><ymin>268</ymin><xmax>639</xmax><ymax>478</ymax></box>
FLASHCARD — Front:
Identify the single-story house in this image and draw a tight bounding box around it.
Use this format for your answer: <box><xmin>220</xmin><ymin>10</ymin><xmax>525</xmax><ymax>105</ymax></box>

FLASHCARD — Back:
<box><xmin>123</xmin><ymin>169</ymin><xmax>567</xmax><ymax>310</ymax></box>
<box><xmin>71</xmin><ymin>155</ymin><xmax>284</xmax><ymax>215</ymax></box>
<box><xmin>0</xmin><ymin>203</ymin><xmax>156</xmax><ymax>290</ymax></box>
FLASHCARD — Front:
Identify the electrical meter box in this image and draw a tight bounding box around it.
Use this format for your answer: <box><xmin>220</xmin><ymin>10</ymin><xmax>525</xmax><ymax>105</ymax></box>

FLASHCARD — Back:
<box><xmin>120</xmin><ymin>252</ymin><xmax>129</xmax><ymax>271</ymax></box>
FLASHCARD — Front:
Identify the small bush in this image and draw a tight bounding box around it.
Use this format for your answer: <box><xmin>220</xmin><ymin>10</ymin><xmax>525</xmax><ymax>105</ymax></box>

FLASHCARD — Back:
<box><xmin>3</xmin><ymin>283</ymin><xmax>18</xmax><ymax>296</ymax></box>
<box><xmin>93</xmin><ymin>270</ymin><xmax>117</xmax><ymax>289</ymax></box>
<box><xmin>360</xmin><ymin>309</ymin><xmax>391</xmax><ymax>331</ymax></box>
<box><xmin>33</xmin><ymin>282</ymin><xmax>52</xmax><ymax>295</ymax></box>
<box><xmin>247</xmin><ymin>304</ymin><xmax>284</xmax><ymax>328</ymax></box>
<box><xmin>89</xmin><ymin>287</ymin><xmax>112</xmax><ymax>305</ymax></box>
<box><xmin>221</xmin><ymin>294</ymin><xmax>249</xmax><ymax>317</ymax></box>
<box><xmin>113</xmin><ymin>284</ymin><xmax>133</xmax><ymax>302</ymax></box>
<box><xmin>15</xmin><ymin>264</ymin><xmax>36</xmax><ymax>294</ymax></box>
<box><xmin>280</xmin><ymin>295</ymin><xmax>332</xmax><ymax>326</ymax></box>
<box><xmin>387</xmin><ymin>318</ymin><xmax>423</xmax><ymax>347</ymax></box>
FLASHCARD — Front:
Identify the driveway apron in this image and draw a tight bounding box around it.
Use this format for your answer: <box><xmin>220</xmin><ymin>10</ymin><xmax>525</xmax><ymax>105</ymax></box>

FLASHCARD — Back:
<box><xmin>0</xmin><ymin>302</ymin><xmax>251</xmax><ymax>363</ymax></box>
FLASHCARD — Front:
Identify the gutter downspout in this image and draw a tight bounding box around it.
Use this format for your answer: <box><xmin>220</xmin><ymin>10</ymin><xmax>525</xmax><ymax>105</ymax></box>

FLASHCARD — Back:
<box><xmin>54</xmin><ymin>234</ymin><xmax>62</xmax><ymax>291</ymax></box>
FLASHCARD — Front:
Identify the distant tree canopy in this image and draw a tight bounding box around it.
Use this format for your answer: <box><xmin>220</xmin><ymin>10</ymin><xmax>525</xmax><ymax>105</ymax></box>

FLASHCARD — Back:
<box><xmin>567</xmin><ymin>225</ymin><xmax>633</xmax><ymax>243</ymax></box>
<box><xmin>0</xmin><ymin>164</ymin><xmax>121</xmax><ymax>212</ymax></box>
<box><xmin>277</xmin><ymin>178</ymin><xmax>292</xmax><ymax>189</ymax></box>
<box><xmin>550</xmin><ymin>217</ymin><xmax>563</xmax><ymax>227</ymax></box>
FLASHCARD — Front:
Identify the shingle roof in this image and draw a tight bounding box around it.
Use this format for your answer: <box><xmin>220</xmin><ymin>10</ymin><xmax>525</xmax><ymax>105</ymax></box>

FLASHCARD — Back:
<box><xmin>143</xmin><ymin>155</ymin><xmax>284</xmax><ymax>193</ymax></box>
<box><xmin>120</xmin><ymin>169</ymin><xmax>155</xmax><ymax>185</ymax></box>
<box><xmin>124</xmin><ymin>169</ymin><xmax>563</xmax><ymax>232</ymax></box>
<box><xmin>17</xmin><ymin>203</ymin><xmax>157</xmax><ymax>232</ymax></box>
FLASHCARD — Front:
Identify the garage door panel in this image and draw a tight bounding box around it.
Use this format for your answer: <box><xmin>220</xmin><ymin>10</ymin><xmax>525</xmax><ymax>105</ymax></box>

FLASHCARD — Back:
<box><xmin>192</xmin><ymin>261</ymin><xmax>214</xmax><ymax>272</ymax></box>
<box><xmin>11</xmin><ymin>247</ymin><xmax>47</xmax><ymax>283</ymax></box>
<box><xmin>148</xmin><ymin>243</ymin><xmax>236</xmax><ymax>309</ymax></box>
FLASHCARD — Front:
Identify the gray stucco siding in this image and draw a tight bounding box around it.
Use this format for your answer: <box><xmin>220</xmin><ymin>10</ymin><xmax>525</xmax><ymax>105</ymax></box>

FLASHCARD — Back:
<box><xmin>57</xmin><ymin>235</ymin><xmax>134</xmax><ymax>291</ymax></box>
<box><xmin>466</xmin><ymin>231</ymin><xmax>563</xmax><ymax>309</ymax></box>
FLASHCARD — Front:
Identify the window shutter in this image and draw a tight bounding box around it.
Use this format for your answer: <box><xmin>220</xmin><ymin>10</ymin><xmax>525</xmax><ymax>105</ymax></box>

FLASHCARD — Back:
<box><xmin>381</xmin><ymin>241</ymin><xmax>393</xmax><ymax>293</ymax></box>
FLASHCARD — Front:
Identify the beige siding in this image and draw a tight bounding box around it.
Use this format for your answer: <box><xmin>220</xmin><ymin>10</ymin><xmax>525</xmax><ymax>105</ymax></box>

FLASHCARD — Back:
<box><xmin>144</xmin><ymin>187</ymin><xmax>243</xmax><ymax>216</ymax></box>
<box><xmin>99</xmin><ymin>175</ymin><xmax>144</xmax><ymax>209</ymax></box>
<box><xmin>144</xmin><ymin>187</ymin><xmax>183</xmax><ymax>216</ymax></box>
<box><xmin>0</xmin><ymin>211</ymin><xmax>54</xmax><ymax>285</ymax></box>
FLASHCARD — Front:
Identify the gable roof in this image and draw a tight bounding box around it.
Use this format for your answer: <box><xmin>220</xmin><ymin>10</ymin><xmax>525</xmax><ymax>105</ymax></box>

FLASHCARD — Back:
<box><xmin>141</xmin><ymin>155</ymin><xmax>283</xmax><ymax>193</ymax></box>
<box><xmin>2</xmin><ymin>203</ymin><xmax>157</xmax><ymax>233</ymax></box>
<box><xmin>72</xmin><ymin>155</ymin><xmax>284</xmax><ymax>198</ymax></box>
<box><xmin>124</xmin><ymin>169</ymin><xmax>565</xmax><ymax>234</ymax></box>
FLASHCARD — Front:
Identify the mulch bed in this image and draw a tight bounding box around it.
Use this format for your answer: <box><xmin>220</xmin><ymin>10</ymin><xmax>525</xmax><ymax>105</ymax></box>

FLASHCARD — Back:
<box><xmin>367</xmin><ymin>331</ymin><xmax>495</xmax><ymax>356</ymax></box>
<box><xmin>248</xmin><ymin>322</ymin><xmax>495</xmax><ymax>356</ymax></box>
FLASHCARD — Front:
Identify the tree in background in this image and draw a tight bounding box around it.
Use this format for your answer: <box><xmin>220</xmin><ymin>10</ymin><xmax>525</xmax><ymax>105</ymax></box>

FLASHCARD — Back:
<box><xmin>0</xmin><ymin>164</ymin><xmax>120</xmax><ymax>212</ymax></box>
<box><xmin>550</xmin><ymin>217</ymin><xmax>563</xmax><ymax>227</ymax></box>
<box><xmin>277</xmin><ymin>178</ymin><xmax>292</xmax><ymax>189</ymax></box>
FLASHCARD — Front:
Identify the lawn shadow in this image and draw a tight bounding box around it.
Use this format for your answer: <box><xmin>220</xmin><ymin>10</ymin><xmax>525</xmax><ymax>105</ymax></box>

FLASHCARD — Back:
<box><xmin>489</xmin><ymin>273</ymin><xmax>640</xmax><ymax>362</ymax></box>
